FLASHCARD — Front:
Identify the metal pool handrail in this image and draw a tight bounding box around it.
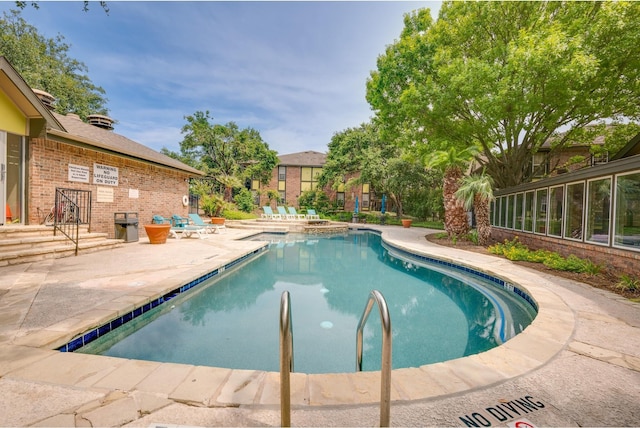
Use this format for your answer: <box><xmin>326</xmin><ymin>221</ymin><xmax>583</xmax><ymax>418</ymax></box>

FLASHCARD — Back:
<box><xmin>356</xmin><ymin>290</ymin><xmax>392</xmax><ymax>427</ymax></box>
<box><xmin>280</xmin><ymin>291</ymin><xmax>294</xmax><ymax>427</ymax></box>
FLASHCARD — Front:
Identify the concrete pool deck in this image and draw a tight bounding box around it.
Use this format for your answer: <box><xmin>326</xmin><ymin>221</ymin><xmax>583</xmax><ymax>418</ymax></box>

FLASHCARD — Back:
<box><xmin>0</xmin><ymin>224</ymin><xmax>638</xmax><ymax>427</ymax></box>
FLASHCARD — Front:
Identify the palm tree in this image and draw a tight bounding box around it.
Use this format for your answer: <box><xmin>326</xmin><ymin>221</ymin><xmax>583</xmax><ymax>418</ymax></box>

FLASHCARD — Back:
<box><xmin>455</xmin><ymin>173</ymin><xmax>495</xmax><ymax>245</ymax></box>
<box><xmin>426</xmin><ymin>146</ymin><xmax>479</xmax><ymax>239</ymax></box>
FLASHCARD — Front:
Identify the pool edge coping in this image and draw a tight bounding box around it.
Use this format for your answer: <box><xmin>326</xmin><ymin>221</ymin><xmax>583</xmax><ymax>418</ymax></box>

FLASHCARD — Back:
<box><xmin>2</xmin><ymin>226</ymin><xmax>576</xmax><ymax>408</ymax></box>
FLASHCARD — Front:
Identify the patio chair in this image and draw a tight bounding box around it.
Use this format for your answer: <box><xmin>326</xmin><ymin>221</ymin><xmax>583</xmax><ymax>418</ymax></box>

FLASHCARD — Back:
<box><xmin>287</xmin><ymin>207</ymin><xmax>306</xmax><ymax>220</ymax></box>
<box><xmin>153</xmin><ymin>214</ymin><xmax>205</xmax><ymax>239</ymax></box>
<box><xmin>152</xmin><ymin>215</ymin><xmax>172</xmax><ymax>225</ymax></box>
<box><xmin>306</xmin><ymin>209</ymin><xmax>320</xmax><ymax>220</ymax></box>
<box><xmin>277</xmin><ymin>206</ymin><xmax>294</xmax><ymax>220</ymax></box>
<box><xmin>188</xmin><ymin>213</ymin><xmax>223</xmax><ymax>233</ymax></box>
<box><xmin>262</xmin><ymin>206</ymin><xmax>282</xmax><ymax>220</ymax></box>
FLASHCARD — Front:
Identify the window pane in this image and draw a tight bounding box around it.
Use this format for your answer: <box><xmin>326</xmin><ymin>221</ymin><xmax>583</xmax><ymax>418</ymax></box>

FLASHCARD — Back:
<box><xmin>301</xmin><ymin>182</ymin><xmax>312</xmax><ymax>192</ymax></box>
<box><xmin>535</xmin><ymin>189</ymin><xmax>548</xmax><ymax>234</ymax></box>
<box><xmin>312</xmin><ymin>167</ymin><xmax>323</xmax><ymax>180</ymax></box>
<box><xmin>362</xmin><ymin>193</ymin><xmax>370</xmax><ymax>208</ymax></box>
<box><xmin>499</xmin><ymin>196</ymin><xmax>507</xmax><ymax>228</ymax></box>
<box><xmin>279</xmin><ymin>166</ymin><xmax>286</xmax><ymax>180</ymax></box>
<box><xmin>506</xmin><ymin>195</ymin><xmax>514</xmax><ymax>229</ymax></box>
<box><xmin>564</xmin><ymin>182</ymin><xmax>584</xmax><ymax>240</ymax></box>
<box><xmin>586</xmin><ymin>178</ymin><xmax>611</xmax><ymax>245</ymax></box>
<box><xmin>278</xmin><ymin>181</ymin><xmax>286</xmax><ymax>191</ymax></box>
<box><xmin>490</xmin><ymin>199</ymin><xmax>496</xmax><ymax>226</ymax></box>
<box><xmin>548</xmin><ymin>186</ymin><xmax>564</xmax><ymax>237</ymax></box>
<box><xmin>362</xmin><ymin>183</ymin><xmax>370</xmax><ymax>193</ymax></box>
<box><xmin>514</xmin><ymin>193</ymin><xmax>524</xmax><ymax>230</ymax></box>
<box><xmin>301</xmin><ymin>167</ymin><xmax>312</xmax><ymax>181</ymax></box>
<box><xmin>614</xmin><ymin>172</ymin><xmax>640</xmax><ymax>249</ymax></box>
<box><xmin>524</xmin><ymin>191</ymin><xmax>534</xmax><ymax>232</ymax></box>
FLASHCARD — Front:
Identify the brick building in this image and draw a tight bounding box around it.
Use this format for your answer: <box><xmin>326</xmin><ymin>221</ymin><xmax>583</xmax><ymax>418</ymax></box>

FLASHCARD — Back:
<box><xmin>0</xmin><ymin>57</ymin><xmax>204</xmax><ymax>238</ymax></box>
<box><xmin>257</xmin><ymin>150</ymin><xmax>374</xmax><ymax>213</ymax></box>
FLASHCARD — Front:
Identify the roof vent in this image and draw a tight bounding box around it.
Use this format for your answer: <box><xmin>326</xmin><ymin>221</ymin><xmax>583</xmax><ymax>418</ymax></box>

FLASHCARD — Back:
<box><xmin>87</xmin><ymin>114</ymin><xmax>114</xmax><ymax>131</ymax></box>
<box><xmin>32</xmin><ymin>89</ymin><xmax>56</xmax><ymax>110</ymax></box>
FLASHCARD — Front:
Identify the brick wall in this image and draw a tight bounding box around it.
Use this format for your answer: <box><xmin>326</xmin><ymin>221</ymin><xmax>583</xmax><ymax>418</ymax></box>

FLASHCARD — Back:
<box><xmin>259</xmin><ymin>167</ymin><xmax>358</xmax><ymax>212</ymax></box>
<box><xmin>29</xmin><ymin>137</ymin><xmax>192</xmax><ymax>238</ymax></box>
<box><xmin>491</xmin><ymin>228</ymin><xmax>640</xmax><ymax>276</ymax></box>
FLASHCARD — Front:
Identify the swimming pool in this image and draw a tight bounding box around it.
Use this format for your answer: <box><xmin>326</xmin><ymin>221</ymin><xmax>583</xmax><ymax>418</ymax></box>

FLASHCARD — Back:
<box><xmin>76</xmin><ymin>231</ymin><xmax>537</xmax><ymax>374</ymax></box>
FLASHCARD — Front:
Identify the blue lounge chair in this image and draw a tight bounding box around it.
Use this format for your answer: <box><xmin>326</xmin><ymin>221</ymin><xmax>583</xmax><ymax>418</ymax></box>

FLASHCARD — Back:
<box><xmin>287</xmin><ymin>207</ymin><xmax>306</xmax><ymax>220</ymax></box>
<box><xmin>153</xmin><ymin>214</ymin><xmax>205</xmax><ymax>239</ymax></box>
<box><xmin>277</xmin><ymin>206</ymin><xmax>294</xmax><ymax>220</ymax></box>
<box><xmin>188</xmin><ymin>213</ymin><xmax>224</xmax><ymax>233</ymax></box>
<box><xmin>262</xmin><ymin>206</ymin><xmax>282</xmax><ymax>220</ymax></box>
<box><xmin>306</xmin><ymin>209</ymin><xmax>320</xmax><ymax>220</ymax></box>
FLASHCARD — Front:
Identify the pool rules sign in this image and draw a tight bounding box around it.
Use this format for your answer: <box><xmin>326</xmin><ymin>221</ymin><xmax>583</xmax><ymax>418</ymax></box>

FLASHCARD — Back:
<box><xmin>93</xmin><ymin>163</ymin><xmax>119</xmax><ymax>186</ymax></box>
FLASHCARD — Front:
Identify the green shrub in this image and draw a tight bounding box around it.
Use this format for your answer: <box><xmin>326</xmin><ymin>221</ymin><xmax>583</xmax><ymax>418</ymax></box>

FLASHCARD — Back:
<box><xmin>616</xmin><ymin>274</ymin><xmax>639</xmax><ymax>292</ymax></box>
<box><xmin>488</xmin><ymin>237</ymin><xmax>603</xmax><ymax>275</ymax></box>
<box><xmin>233</xmin><ymin>188</ymin><xmax>255</xmax><ymax>213</ymax></box>
<box><xmin>223</xmin><ymin>209</ymin><xmax>256</xmax><ymax>220</ymax></box>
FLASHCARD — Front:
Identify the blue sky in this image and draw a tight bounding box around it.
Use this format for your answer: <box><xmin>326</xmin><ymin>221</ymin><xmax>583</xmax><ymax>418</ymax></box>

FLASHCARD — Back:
<box><xmin>4</xmin><ymin>1</ymin><xmax>440</xmax><ymax>155</ymax></box>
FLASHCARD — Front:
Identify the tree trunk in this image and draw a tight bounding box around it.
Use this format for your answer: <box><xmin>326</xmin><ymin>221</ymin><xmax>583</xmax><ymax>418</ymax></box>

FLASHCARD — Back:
<box><xmin>443</xmin><ymin>168</ymin><xmax>469</xmax><ymax>238</ymax></box>
<box><xmin>474</xmin><ymin>195</ymin><xmax>491</xmax><ymax>246</ymax></box>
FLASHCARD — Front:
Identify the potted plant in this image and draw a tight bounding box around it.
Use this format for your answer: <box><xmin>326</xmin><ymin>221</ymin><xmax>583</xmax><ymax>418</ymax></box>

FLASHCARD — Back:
<box><xmin>144</xmin><ymin>223</ymin><xmax>171</xmax><ymax>244</ymax></box>
<box><xmin>401</xmin><ymin>218</ymin><xmax>413</xmax><ymax>228</ymax></box>
<box><xmin>201</xmin><ymin>193</ymin><xmax>226</xmax><ymax>224</ymax></box>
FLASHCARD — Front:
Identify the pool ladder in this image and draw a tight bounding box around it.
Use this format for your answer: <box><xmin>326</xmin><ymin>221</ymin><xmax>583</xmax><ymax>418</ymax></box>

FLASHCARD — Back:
<box><xmin>280</xmin><ymin>289</ymin><xmax>392</xmax><ymax>427</ymax></box>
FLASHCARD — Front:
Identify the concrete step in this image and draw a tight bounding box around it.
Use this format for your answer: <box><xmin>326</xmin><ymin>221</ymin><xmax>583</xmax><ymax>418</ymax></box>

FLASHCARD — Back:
<box><xmin>0</xmin><ymin>232</ymin><xmax>110</xmax><ymax>252</ymax></box>
<box><xmin>0</xmin><ymin>239</ymin><xmax>125</xmax><ymax>267</ymax></box>
<box><xmin>0</xmin><ymin>225</ymin><xmax>125</xmax><ymax>267</ymax></box>
<box><xmin>0</xmin><ymin>224</ymin><xmax>90</xmax><ymax>239</ymax></box>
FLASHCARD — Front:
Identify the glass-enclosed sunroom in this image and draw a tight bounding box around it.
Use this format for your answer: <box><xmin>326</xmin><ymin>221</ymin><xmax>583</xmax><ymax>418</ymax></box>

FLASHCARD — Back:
<box><xmin>491</xmin><ymin>138</ymin><xmax>640</xmax><ymax>275</ymax></box>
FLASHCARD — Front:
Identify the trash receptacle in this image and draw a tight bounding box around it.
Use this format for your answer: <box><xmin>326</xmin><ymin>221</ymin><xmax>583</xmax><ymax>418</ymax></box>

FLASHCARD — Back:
<box><xmin>114</xmin><ymin>212</ymin><xmax>139</xmax><ymax>242</ymax></box>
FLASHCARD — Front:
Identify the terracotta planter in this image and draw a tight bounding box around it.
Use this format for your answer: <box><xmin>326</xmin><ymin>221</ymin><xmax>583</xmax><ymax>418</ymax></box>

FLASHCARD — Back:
<box><xmin>401</xmin><ymin>219</ymin><xmax>412</xmax><ymax>228</ymax></box>
<box><xmin>144</xmin><ymin>224</ymin><xmax>171</xmax><ymax>244</ymax></box>
<box><xmin>210</xmin><ymin>217</ymin><xmax>225</xmax><ymax>225</ymax></box>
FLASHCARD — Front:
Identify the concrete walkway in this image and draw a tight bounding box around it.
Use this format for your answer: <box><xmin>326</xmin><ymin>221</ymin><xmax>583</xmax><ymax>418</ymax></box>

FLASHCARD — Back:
<box><xmin>0</xmin><ymin>224</ymin><xmax>638</xmax><ymax>427</ymax></box>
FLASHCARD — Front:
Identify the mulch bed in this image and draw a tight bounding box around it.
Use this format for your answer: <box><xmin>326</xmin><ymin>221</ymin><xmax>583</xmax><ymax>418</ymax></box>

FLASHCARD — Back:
<box><xmin>425</xmin><ymin>233</ymin><xmax>638</xmax><ymax>301</ymax></box>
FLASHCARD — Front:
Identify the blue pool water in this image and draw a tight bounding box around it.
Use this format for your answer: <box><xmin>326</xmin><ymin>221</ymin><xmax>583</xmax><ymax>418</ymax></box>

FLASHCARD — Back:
<box><xmin>78</xmin><ymin>231</ymin><xmax>537</xmax><ymax>374</ymax></box>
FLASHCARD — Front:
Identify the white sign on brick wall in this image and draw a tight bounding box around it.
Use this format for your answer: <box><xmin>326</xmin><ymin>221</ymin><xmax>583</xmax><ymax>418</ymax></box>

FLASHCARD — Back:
<box><xmin>68</xmin><ymin>164</ymin><xmax>90</xmax><ymax>183</ymax></box>
<box><xmin>93</xmin><ymin>163</ymin><xmax>119</xmax><ymax>186</ymax></box>
<box><xmin>96</xmin><ymin>186</ymin><xmax>114</xmax><ymax>203</ymax></box>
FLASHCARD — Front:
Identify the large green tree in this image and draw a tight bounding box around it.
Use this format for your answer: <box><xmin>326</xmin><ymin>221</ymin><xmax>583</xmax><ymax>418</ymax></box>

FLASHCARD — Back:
<box><xmin>319</xmin><ymin>123</ymin><xmax>436</xmax><ymax>218</ymax></box>
<box><xmin>367</xmin><ymin>1</ymin><xmax>640</xmax><ymax>189</ymax></box>
<box><xmin>0</xmin><ymin>9</ymin><xmax>109</xmax><ymax>118</ymax></box>
<box><xmin>164</xmin><ymin>110</ymin><xmax>278</xmax><ymax>202</ymax></box>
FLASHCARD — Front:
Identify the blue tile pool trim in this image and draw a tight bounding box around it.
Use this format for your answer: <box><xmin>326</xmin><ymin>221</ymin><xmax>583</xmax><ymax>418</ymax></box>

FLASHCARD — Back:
<box><xmin>58</xmin><ymin>247</ymin><xmax>266</xmax><ymax>353</ymax></box>
<box><xmin>381</xmin><ymin>238</ymin><xmax>539</xmax><ymax>312</ymax></box>
<box><xmin>353</xmin><ymin>227</ymin><xmax>538</xmax><ymax>312</ymax></box>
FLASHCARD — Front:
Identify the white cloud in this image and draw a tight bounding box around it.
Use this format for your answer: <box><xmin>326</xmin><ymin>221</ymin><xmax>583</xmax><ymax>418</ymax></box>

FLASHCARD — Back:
<box><xmin>9</xmin><ymin>1</ymin><xmax>441</xmax><ymax>154</ymax></box>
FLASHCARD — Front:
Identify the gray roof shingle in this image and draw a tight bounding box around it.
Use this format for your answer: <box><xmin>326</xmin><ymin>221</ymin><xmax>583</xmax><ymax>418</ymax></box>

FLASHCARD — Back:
<box><xmin>278</xmin><ymin>150</ymin><xmax>326</xmax><ymax>167</ymax></box>
<box><xmin>48</xmin><ymin>112</ymin><xmax>203</xmax><ymax>175</ymax></box>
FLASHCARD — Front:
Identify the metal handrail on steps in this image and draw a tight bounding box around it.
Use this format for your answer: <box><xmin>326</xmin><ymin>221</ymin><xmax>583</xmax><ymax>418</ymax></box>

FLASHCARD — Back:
<box><xmin>356</xmin><ymin>290</ymin><xmax>392</xmax><ymax>427</ymax></box>
<box><xmin>280</xmin><ymin>291</ymin><xmax>294</xmax><ymax>427</ymax></box>
<box><xmin>53</xmin><ymin>188</ymin><xmax>92</xmax><ymax>256</ymax></box>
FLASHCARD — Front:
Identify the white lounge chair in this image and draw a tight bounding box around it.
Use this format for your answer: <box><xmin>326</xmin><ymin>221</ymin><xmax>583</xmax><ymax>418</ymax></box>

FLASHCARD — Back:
<box><xmin>189</xmin><ymin>213</ymin><xmax>223</xmax><ymax>233</ymax></box>
<box><xmin>153</xmin><ymin>215</ymin><xmax>206</xmax><ymax>239</ymax></box>
<box><xmin>262</xmin><ymin>206</ymin><xmax>282</xmax><ymax>220</ymax></box>
<box><xmin>306</xmin><ymin>209</ymin><xmax>320</xmax><ymax>220</ymax></box>
<box><xmin>287</xmin><ymin>207</ymin><xmax>306</xmax><ymax>220</ymax></box>
<box><xmin>277</xmin><ymin>206</ymin><xmax>294</xmax><ymax>220</ymax></box>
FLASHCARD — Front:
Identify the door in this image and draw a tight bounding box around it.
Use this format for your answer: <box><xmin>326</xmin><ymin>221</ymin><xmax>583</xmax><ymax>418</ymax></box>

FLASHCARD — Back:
<box><xmin>1</xmin><ymin>132</ymin><xmax>24</xmax><ymax>225</ymax></box>
<box><xmin>1</xmin><ymin>131</ymin><xmax>5</xmax><ymax>226</ymax></box>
